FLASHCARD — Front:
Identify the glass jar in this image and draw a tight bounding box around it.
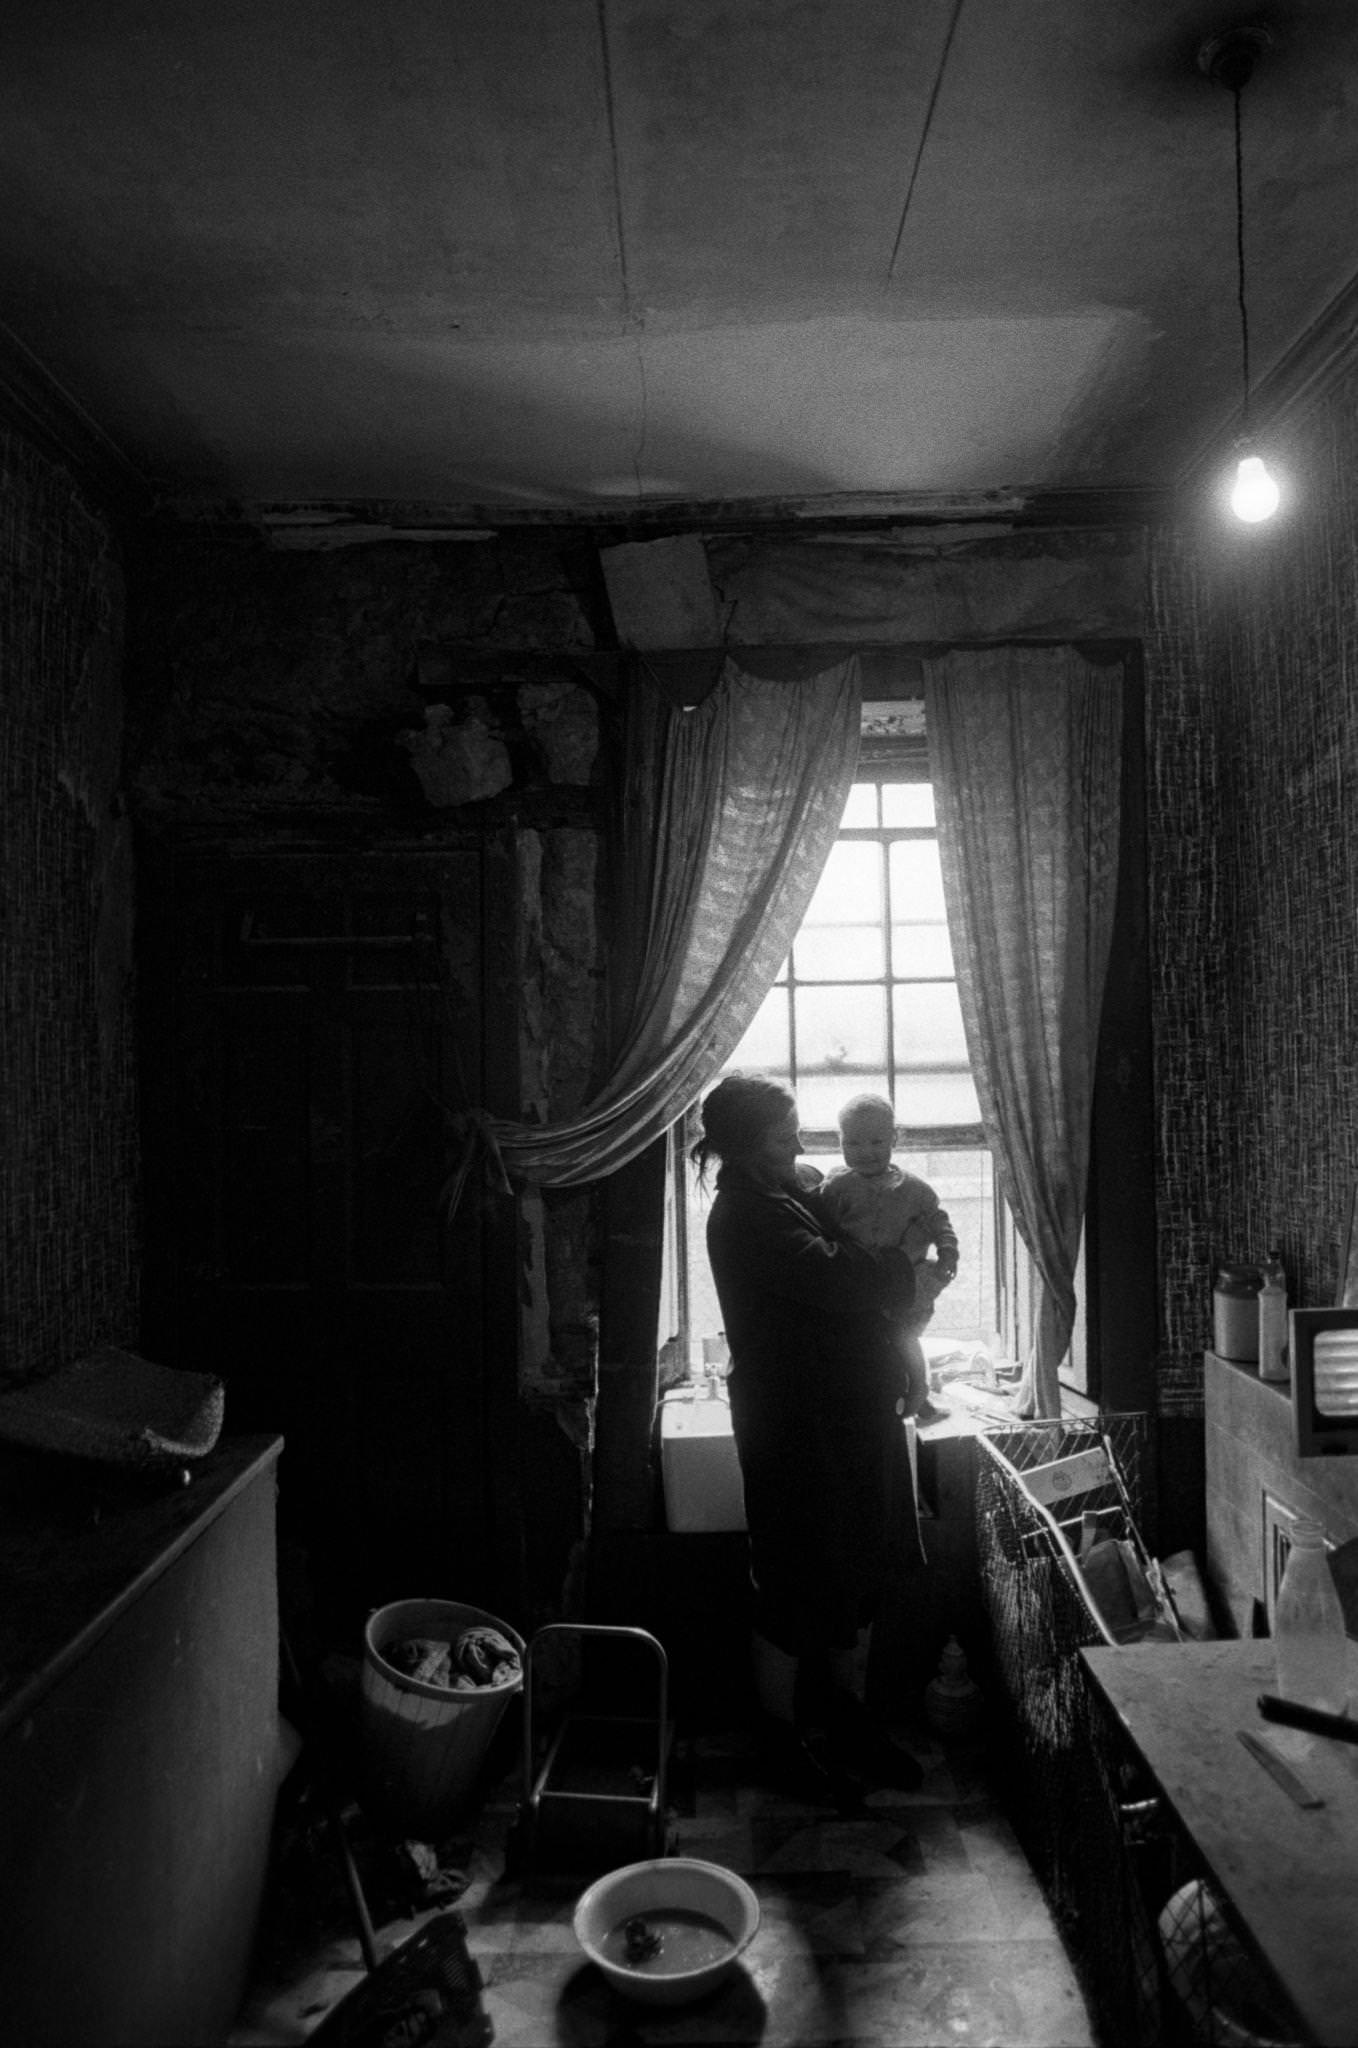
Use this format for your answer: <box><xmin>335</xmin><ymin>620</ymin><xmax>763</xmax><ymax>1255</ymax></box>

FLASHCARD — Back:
<box><xmin>1213</xmin><ymin>1264</ymin><xmax>1262</xmax><ymax>1362</ymax></box>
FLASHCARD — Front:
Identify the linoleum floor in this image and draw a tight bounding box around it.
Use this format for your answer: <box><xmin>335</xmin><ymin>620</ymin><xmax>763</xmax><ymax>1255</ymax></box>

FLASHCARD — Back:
<box><xmin>230</xmin><ymin>1716</ymin><xmax>1095</xmax><ymax>2048</ymax></box>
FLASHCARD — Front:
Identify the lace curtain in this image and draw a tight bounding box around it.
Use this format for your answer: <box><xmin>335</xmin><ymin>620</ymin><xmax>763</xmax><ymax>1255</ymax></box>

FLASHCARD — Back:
<box><xmin>462</xmin><ymin>655</ymin><xmax>862</xmax><ymax>1198</ymax></box>
<box><xmin>925</xmin><ymin>646</ymin><xmax>1123</xmax><ymax>1420</ymax></box>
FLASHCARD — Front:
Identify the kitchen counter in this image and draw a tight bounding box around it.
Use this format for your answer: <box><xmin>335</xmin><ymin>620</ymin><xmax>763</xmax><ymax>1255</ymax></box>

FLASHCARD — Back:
<box><xmin>1082</xmin><ymin>1637</ymin><xmax>1358</xmax><ymax>2048</ymax></box>
<box><xmin>0</xmin><ymin>1432</ymin><xmax>281</xmax><ymax>1731</ymax></box>
<box><xmin>0</xmin><ymin>1433</ymin><xmax>283</xmax><ymax>2045</ymax></box>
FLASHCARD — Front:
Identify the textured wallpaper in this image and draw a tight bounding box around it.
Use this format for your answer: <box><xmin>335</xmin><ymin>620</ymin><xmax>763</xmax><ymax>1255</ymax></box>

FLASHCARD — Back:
<box><xmin>1146</xmin><ymin>364</ymin><xmax>1358</xmax><ymax>1415</ymax></box>
<box><xmin>0</xmin><ymin>432</ymin><xmax>137</xmax><ymax>1382</ymax></box>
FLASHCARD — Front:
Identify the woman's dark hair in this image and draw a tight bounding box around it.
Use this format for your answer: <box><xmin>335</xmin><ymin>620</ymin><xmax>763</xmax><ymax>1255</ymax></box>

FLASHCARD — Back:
<box><xmin>690</xmin><ymin>1071</ymin><xmax>796</xmax><ymax>1183</ymax></box>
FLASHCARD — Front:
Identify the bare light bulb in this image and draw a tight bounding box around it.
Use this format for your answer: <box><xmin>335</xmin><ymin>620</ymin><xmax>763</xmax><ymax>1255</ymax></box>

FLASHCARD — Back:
<box><xmin>1230</xmin><ymin>452</ymin><xmax>1281</xmax><ymax>523</ymax></box>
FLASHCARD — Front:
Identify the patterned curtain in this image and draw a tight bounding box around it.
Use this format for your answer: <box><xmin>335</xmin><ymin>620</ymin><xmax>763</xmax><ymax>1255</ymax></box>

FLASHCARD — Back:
<box><xmin>456</xmin><ymin>655</ymin><xmax>861</xmax><ymax>1198</ymax></box>
<box><xmin>924</xmin><ymin>647</ymin><xmax>1123</xmax><ymax>1419</ymax></box>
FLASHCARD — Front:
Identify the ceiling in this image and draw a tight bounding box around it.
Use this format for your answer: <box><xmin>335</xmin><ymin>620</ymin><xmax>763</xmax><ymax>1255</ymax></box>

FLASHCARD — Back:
<box><xmin>4</xmin><ymin>1</ymin><xmax>1358</xmax><ymax>524</ymax></box>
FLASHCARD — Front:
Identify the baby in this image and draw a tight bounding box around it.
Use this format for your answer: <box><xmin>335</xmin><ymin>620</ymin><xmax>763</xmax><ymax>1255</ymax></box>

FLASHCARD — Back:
<box><xmin>819</xmin><ymin>1092</ymin><xmax>960</xmax><ymax>1425</ymax></box>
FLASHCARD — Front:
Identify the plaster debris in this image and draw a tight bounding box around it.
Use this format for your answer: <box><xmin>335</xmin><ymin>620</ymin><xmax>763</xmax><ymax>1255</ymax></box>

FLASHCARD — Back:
<box><xmin>399</xmin><ymin>702</ymin><xmax>513</xmax><ymax>807</ymax></box>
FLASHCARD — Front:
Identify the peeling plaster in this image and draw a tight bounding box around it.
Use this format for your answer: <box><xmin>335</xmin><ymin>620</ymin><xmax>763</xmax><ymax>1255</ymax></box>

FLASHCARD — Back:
<box><xmin>517</xmin><ymin>829</ymin><xmax>549</xmax><ymax>1121</ymax></box>
<box><xmin>514</xmin><ymin>827</ymin><xmax>604</xmax><ymax>1134</ymax></box>
<box><xmin>398</xmin><ymin>700</ymin><xmax>514</xmax><ymax>807</ymax></box>
<box><xmin>540</xmin><ymin>1395</ymin><xmax>593</xmax><ymax>1453</ymax></box>
<box><xmin>517</xmin><ymin>680</ymin><xmax>598</xmax><ymax>783</ymax></box>
<box><xmin>518</xmin><ymin>1188</ymin><xmax>552</xmax><ymax>1380</ymax></box>
<box><xmin>539</xmin><ymin>828</ymin><xmax>600</xmax><ymax>1115</ymax></box>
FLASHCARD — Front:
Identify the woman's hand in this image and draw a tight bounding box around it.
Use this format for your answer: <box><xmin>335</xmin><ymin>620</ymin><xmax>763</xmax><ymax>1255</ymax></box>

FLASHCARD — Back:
<box><xmin>919</xmin><ymin>1257</ymin><xmax>957</xmax><ymax>1300</ymax></box>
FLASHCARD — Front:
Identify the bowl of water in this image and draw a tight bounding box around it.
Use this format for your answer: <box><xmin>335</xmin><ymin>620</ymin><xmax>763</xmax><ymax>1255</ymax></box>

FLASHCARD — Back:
<box><xmin>572</xmin><ymin>1856</ymin><xmax>760</xmax><ymax>2005</ymax></box>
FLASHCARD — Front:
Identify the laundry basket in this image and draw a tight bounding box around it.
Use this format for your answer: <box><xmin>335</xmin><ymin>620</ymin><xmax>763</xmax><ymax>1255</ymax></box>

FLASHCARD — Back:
<box><xmin>359</xmin><ymin>1598</ymin><xmax>524</xmax><ymax>1838</ymax></box>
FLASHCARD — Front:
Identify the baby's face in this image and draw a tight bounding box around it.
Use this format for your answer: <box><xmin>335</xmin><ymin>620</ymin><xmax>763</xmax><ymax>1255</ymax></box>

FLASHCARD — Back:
<box><xmin>840</xmin><ymin>1116</ymin><xmax>895</xmax><ymax>1177</ymax></box>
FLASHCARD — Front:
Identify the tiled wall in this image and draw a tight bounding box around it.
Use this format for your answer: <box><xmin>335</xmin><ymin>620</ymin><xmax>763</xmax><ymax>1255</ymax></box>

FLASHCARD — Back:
<box><xmin>1146</xmin><ymin>355</ymin><xmax>1358</xmax><ymax>1418</ymax></box>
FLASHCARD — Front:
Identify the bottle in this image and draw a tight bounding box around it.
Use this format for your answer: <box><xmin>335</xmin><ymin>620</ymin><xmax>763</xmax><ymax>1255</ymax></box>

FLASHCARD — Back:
<box><xmin>1213</xmin><ymin>1264</ymin><xmax>1262</xmax><ymax>1362</ymax></box>
<box><xmin>1257</xmin><ymin>1249</ymin><xmax>1288</xmax><ymax>1382</ymax></box>
<box><xmin>1273</xmin><ymin>1517</ymin><xmax>1349</xmax><ymax>1714</ymax></box>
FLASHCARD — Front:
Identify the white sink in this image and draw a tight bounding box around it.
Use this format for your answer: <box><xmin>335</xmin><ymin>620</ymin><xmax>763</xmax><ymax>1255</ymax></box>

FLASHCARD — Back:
<box><xmin>660</xmin><ymin>1395</ymin><xmax>747</xmax><ymax>1532</ymax></box>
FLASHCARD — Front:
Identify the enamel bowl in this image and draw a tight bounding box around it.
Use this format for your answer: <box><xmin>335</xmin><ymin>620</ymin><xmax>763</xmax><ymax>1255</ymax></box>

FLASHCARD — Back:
<box><xmin>572</xmin><ymin>1857</ymin><xmax>760</xmax><ymax>2005</ymax></box>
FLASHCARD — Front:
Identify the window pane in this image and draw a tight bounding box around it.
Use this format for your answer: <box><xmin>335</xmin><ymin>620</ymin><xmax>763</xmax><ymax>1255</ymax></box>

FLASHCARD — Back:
<box><xmin>888</xmin><ymin>839</ymin><xmax>946</xmax><ymax>920</ymax></box>
<box><xmin>804</xmin><ymin>841</ymin><xmax>881</xmax><ymax>925</ymax></box>
<box><xmin>891</xmin><ymin>922</ymin><xmax>955</xmax><ymax>978</ymax></box>
<box><xmin>728</xmin><ymin>985</ymin><xmax>790</xmax><ymax>1072</ymax></box>
<box><xmin>895</xmin><ymin>1147</ymin><xmax>993</xmax><ymax>1339</ymax></box>
<box><xmin>795</xmin><ymin>984</ymin><xmax>887</xmax><ymax>1072</ymax></box>
<box><xmin>895</xmin><ymin>1072</ymin><xmax>982</xmax><ymax>1126</ymax></box>
<box><xmin>893</xmin><ymin>982</ymin><xmax>969</xmax><ymax>1065</ymax></box>
<box><xmin>839</xmin><ymin>783</ymin><xmax>879</xmax><ymax>827</ymax></box>
<box><xmin>796</xmin><ymin>1071</ymin><xmax>889</xmax><ymax>1136</ymax></box>
<box><xmin>882</xmin><ymin>785</ymin><xmax>936</xmax><ymax>827</ymax></box>
<box><xmin>794</xmin><ymin>923</ymin><xmax>884</xmax><ymax>981</ymax></box>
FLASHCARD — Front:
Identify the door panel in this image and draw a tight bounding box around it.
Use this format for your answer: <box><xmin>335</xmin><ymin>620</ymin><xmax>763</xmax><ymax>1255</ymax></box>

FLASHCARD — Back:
<box><xmin>141</xmin><ymin>846</ymin><xmax>511</xmax><ymax>1622</ymax></box>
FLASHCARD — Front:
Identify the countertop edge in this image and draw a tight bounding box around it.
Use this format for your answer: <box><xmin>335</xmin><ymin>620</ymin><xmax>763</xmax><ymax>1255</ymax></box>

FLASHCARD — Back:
<box><xmin>0</xmin><ymin>1433</ymin><xmax>282</xmax><ymax>1737</ymax></box>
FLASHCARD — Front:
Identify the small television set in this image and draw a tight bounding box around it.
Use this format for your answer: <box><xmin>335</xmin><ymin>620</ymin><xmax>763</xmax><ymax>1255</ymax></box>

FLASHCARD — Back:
<box><xmin>1290</xmin><ymin>1308</ymin><xmax>1358</xmax><ymax>1457</ymax></box>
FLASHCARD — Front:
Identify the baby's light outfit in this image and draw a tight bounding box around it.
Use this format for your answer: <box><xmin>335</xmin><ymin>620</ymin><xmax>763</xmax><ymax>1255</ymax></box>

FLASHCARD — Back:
<box><xmin>819</xmin><ymin>1165</ymin><xmax>958</xmax><ymax>1335</ymax></box>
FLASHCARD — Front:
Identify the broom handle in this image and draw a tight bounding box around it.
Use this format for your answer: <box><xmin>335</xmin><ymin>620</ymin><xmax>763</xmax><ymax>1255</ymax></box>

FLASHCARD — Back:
<box><xmin>281</xmin><ymin>1626</ymin><xmax>382</xmax><ymax>1974</ymax></box>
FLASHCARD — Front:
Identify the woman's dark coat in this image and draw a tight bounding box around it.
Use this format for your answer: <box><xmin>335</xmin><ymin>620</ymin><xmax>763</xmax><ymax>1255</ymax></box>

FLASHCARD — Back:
<box><xmin>706</xmin><ymin>1164</ymin><xmax>922</xmax><ymax>1654</ymax></box>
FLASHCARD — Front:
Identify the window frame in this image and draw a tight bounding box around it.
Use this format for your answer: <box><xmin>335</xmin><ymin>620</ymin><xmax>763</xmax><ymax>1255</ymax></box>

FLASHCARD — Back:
<box><xmin>668</xmin><ymin>736</ymin><xmax>1002</xmax><ymax>1374</ymax></box>
<box><xmin>664</xmin><ymin>652</ymin><xmax>1154</xmax><ymax>1420</ymax></box>
<box><xmin>760</xmin><ymin>760</ymin><xmax>985</xmax><ymax>1153</ymax></box>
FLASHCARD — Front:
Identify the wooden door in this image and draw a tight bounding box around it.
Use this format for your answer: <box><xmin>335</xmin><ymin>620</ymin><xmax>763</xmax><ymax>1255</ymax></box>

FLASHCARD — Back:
<box><xmin>139</xmin><ymin>843</ymin><xmax>519</xmax><ymax>1624</ymax></box>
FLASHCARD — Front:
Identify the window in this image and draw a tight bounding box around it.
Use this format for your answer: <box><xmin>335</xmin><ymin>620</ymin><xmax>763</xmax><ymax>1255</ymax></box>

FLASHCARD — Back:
<box><xmin>735</xmin><ymin>777</ymin><xmax>978</xmax><ymax>1141</ymax></box>
<box><xmin>662</xmin><ymin>654</ymin><xmax>1154</xmax><ymax>1415</ymax></box>
<box><xmin>671</xmin><ymin>758</ymin><xmax>1001</xmax><ymax>1373</ymax></box>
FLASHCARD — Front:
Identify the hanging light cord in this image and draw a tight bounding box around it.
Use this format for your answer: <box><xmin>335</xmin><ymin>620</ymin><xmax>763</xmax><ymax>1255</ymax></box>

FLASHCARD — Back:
<box><xmin>1233</xmin><ymin>82</ymin><xmax>1252</xmax><ymax>436</ymax></box>
<box><xmin>1198</xmin><ymin>26</ymin><xmax>1279</xmax><ymax>517</ymax></box>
